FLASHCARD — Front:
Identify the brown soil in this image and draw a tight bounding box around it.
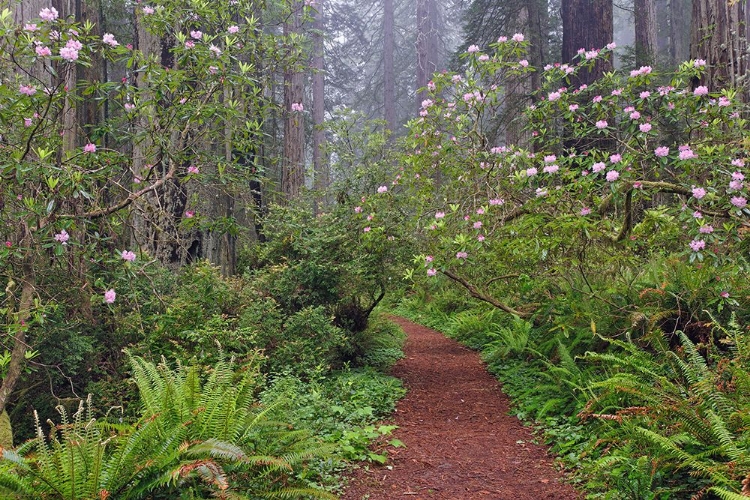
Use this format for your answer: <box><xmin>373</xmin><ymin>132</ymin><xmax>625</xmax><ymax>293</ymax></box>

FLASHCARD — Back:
<box><xmin>342</xmin><ymin>316</ymin><xmax>582</xmax><ymax>500</ymax></box>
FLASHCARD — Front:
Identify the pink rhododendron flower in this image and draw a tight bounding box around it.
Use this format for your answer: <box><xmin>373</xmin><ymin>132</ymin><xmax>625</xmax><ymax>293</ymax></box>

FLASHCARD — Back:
<box><xmin>610</xmin><ymin>154</ymin><xmax>622</xmax><ymax>163</ymax></box>
<box><xmin>639</xmin><ymin>123</ymin><xmax>652</xmax><ymax>133</ymax></box>
<box><xmin>187</xmin><ymin>165</ymin><xmax>199</xmax><ymax>174</ymax></box>
<box><xmin>569</xmin><ymin>104</ymin><xmax>579</xmax><ymax>111</ymax></box>
<box><xmin>291</xmin><ymin>102</ymin><xmax>304</xmax><ymax>112</ymax></box>
<box><xmin>425</xmin><ymin>255</ymin><xmax>433</xmax><ymax>262</ymax></box>
<box><xmin>60</xmin><ymin>47</ymin><xmax>79</xmax><ymax>60</ymax></box>
<box><xmin>83</xmin><ymin>143</ymin><xmax>96</xmax><ymax>153</ymax></box>
<box><xmin>185</xmin><ymin>210</ymin><xmax>195</xmax><ymax>218</ymax></box>
<box><xmin>102</xmin><ymin>33</ymin><xmax>119</xmax><ymax>46</ymax></box>
<box><xmin>209</xmin><ymin>45</ymin><xmax>222</xmax><ymax>56</ymax></box>
<box><xmin>184</xmin><ymin>41</ymin><xmax>195</xmax><ymax>49</ymax></box>
<box><xmin>732</xmin><ymin>171</ymin><xmax>745</xmax><ymax>180</ymax></box>
<box><xmin>548</xmin><ymin>91</ymin><xmax>561</xmax><ymax>101</ymax></box>
<box><xmin>473</xmin><ymin>221</ymin><xmax>482</xmax><ymax>229</ymax></box>
<box><xmin>190</xmin><ymin>30</ymin><xmax>203</xmax><ymax>39</ymax></box>
<box><xmin>730</xmin><ymin>196</ymin><xmax>747</xmax><ymax>208</ymax></box>
<box><xmin>592</xmin><ymin>162</ymin><xmax>605</xmax><ymax>173</ymax></box>
<box><xmin>354</xmin><ymin>206</ymin><xmax>362</xmax><ymax>213</ymax></box>
<box><xmin>24</xmin><ymin>23</ymin><xmax>38</xmax><ymax>31</ymax></box>
<box><xmin>629</xmin><ymin>111</ymin><xmax>641</xmax><ymax>120</ymax></box>
<box><xmin>592</xmin><ymin>95</ymin><xmax>603</xmax><ymax>103</ymax></box>
<box><xmin>121</xmin><ymin>250</ymin><xmax>136</xmax><ymax>262</ymax></box>
<box><xmin>24</xmin><ymin>118</ymin><xmax>32</xmax><ymax>127</ymax></box>
<box><xmin>543</xmin><ymin>164</ymin><xmax>559</xmax><ymax>174</ymax></box>
<box><xmin>694</xmin><ymin>59</ymin><xmax>706</xmax><ymax>67</ymax></box>
<box><xmin>512</xmin><ymin>33</ymin><xmax>524</xmax><ymax>42</ymax></box>
<box><xmin>732</xmin><ymin>159</ymin><xmax>745</xmax><ymax>168</ymax></box>
<box><xmin>142</xmin><ymin>6</ymin><xmax>154</xmax><ymax>14</ymax></box>
<box><xmin>498</xmin><ymin>36</ymin><xmax>508</xmax><ymax>43</ymax></box>
<box><xmin>228</xmin><ymin>25</ymin><xmax>239</xmax><ymax>34</ymax></box>
<box><xmin>720</xmin><ymin>291</ymin><xmax>730</xmax><ymax>298</ymax></box>
<box><xmin>689</xmin><ymin>239</ymin><xmax>706</xmax><ymax>252</ymax></box>
<box><xmin>427</xmin><ymin>268</ymin><xmax>437</xmax><ymax>276</ymax></box>
<box><xmin>467</xmin><ymin>45</ymin><xmax>479</xmax><ymax>53</ymax></box>
<box><xmin>104</xmin><ymin>289</ymin><xmax>116</xmax><ymax>304</ymax></box>
<box><xmin>655</xmin><ymin>146</ymin><xmax>669</xmax><ymax>157</ymax></box>
<box><xmin>595</xmin><ymin>120</ymin><xmax>608</xmax><ymax>129</ymax></box>
<box><xmin>693</xmin><ymin>86</ymin><xmax>709</xmax><ymax>96</ymax></box>
<box><xmin>363</xmin><ymin>227</ymin><xmax>371</xmax><ymax>232</ymax></box>
<box><xmin>519</xmin><ymin>59</ymin><xmax>529</xmax><ymax>67</ymax></box>
<box><xmin>730</xmin><ymin>180</ymin><xmax>743</xmax><ymax>190</ymax></box>
<box><xmin>526</xmin><ymin>167</ymin><xmax>538</xmax><ymax>177</ymax></box>
<box><xmin>639</xmin><ymin>91</ymin><xmax>651</xmax><ymax>99</ymax></box>
<box><xmin>476</xmin><ymin>208</ymin><xmax>485</xmax><ymax>215</ymax></box>
<box><xmin>19</xmin><ymin>85</ymin><xmax>37</xmax><ymax>96</ymax></box>
<box><xmin>580</xmin><ymin>207</ymin><xmax>591</xmax><ymax>216</ymax></box>
<box><xmin>54</xmin><ymin>229</ymin><xmax>70</xmax><ymax>244</ymax></box>
<box><xmin>39</xmin><ymin>7</ymin><xmax>59</xmax><ymax>21</ymax></box>
<box><xmin>544</xmin><ymin>155</ymin><xmax>557</xmax><ymax>163</ymax></box>
<box><xmin>691</xmin><ymin>187</ymin><xmax>706</xmax><ymax>199</ymax></box>
<box><xmin>124</xmin><ymin>103</ymin><xmax>135</xmax><ymax>111</ymax></box>
<box><xmin>456</xmin><ymin>251</ymin><xmax>468</xmax><ymax>259</ymax></box>
<box><xmin>377</xmin><ymin>185</ymin><xmax>388</xmax><ymax>193</ymax></box>
<box><xmin>435</xmin><ymin>211</ymin><xmax>445</xmax><ymax>219</ymax></box>
<box><xmin>699</xmin><ymin>225</ymin><xmax>714</xmax><ymax>234</ymax></box>
<box><xmin>489</xmin><ymin>198</ymin><xmax>504</xmax><ymax>205</ymax></box>
<box><xmin>679</xmin><ymin>148</ymin><xmax>697</xmax><ymax>160</ymax></box>
<box><xmin>606</xmin><ymin>170</ymin><xmax>620</xmax><ymax>182</ymax></box>
<box><xmin>35</xmin><ymin>45</ymin><xmax>52</xmax><ymax>57</ymax></box>
<box><xmin>478</xmin><ymin>54</ymin><xmax>489</xmax><ymax>62</ymax></box>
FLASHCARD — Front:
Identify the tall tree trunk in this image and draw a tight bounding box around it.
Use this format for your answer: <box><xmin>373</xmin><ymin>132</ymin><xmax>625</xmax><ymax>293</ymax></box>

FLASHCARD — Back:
<box><xmin>312</xmin><ymin>0</ymin><xmax>327</xmax><ymax>212</ymax></box>
<box><xmin>561</xmin><ymin>0</ymin><xmax>613</xmax><ymax>86</ymax></box>
<box><xmin>526</xmin><ymin>0</ymin><xmax>548</xmax><ymax>94</ymax></box>
<box><xmin>383</xmin><ymin>0</ymin><xmax>396</xmax><ymax>135</ymax></box>
<box><xmin>669</xmin><ymin>0</ymin><xmax>692</xmax><ymax>65</ymax></box>
<box><xmin>283</xmin><ymin>1</ymin><xmax>305</xmax><ymax>201</ymax></box>
<box><xmin>691</xmin><ymin>0</ymin><xmax>747</xmax><ymax>95</ymax></box>
<box><xmin>416</xmin><ymin>0</ymin><xmax>437</xmax><ymax>109</ymax></box>
<box><xmin>634</xmin><ymin>0</ymin><xmax>657</xmax><ymax>67</ymax></box>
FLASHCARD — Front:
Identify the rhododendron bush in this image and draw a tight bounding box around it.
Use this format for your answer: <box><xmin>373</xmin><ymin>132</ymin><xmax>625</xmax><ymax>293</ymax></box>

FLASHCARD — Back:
<box><xmin>362</xmin><ymin>37</ymin><xmax>748</xmax><ymax>324</ymax></box>
<box><xmin>0</xmin><ymin>1</ymin><xmax>283</xmax><ymax>414</ymax></box>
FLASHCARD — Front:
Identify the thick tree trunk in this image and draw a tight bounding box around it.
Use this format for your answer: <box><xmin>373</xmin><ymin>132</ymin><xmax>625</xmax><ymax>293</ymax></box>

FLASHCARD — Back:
<box><xmin>669</xmin><ymin>0</ymin><xmax>692</xmax><ymax>65</ymax></box>
<box><xmin>283</xmin><ymin>1</ymin><xmax>305</xmax><ymax>201</ymax></box>
<box><xmin>312</xmin><ymin>0</ymin><xmax>327</xmax><ymax>212</ymax></box>
<box><xmin>383</xmin><ymin>0</ymin><xmax>396</xmax><ymax>135</ymax></box>
<box><xmin>561</xmin><ymin>0</ymin><xmax>613</xmax><ymax>85</ymax></box>
<box><xmin>691</xmin><ymin>0</ymin><xmax>747</xmax><ymax>95</ymax></box>
<box><xmin>634</xmin><ymin>0</ymin><xmax>657</xmax><ymax>67</ymax></box>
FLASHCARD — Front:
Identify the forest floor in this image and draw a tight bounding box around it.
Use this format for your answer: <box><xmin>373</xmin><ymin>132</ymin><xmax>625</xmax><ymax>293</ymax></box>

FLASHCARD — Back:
<box><xmin>342</xmin><ymin>316</ymin><xmax>582</xmax><ymax>500</ymax></box>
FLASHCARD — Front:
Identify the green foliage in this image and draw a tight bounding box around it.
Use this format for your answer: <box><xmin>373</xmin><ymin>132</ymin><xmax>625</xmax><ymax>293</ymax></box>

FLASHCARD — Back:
<box><xmin>0</xmin><ymin>356</ymin><xmax>336</xmax><ymax>499</ymax></box>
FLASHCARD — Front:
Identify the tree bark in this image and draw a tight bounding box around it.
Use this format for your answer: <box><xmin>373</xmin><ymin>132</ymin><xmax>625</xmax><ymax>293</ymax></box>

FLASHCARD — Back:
<box><xmin>634</xmin><ymin>0</ymin><xmax>657</xmax><ymax>67</ymax></box>
<box><xmin>691</xmin><ymin>0</ymin><xmax>746</xmax><ymax>95</ymax></box>
<box><xmin>416</xmin><ymin>0</ymin><xmax>437</xmax><ymax>109</ymax></box>
<box><xmin>383</xmin><ymin>0</ymin><xmax>396</xmax><ymax>135</ymax></box>
<box><xmin>669</xmin><ymin>0</ymin><xmax>692</xmax><ymax>65</ymax></box>
<box><xmin>312</xmin><ymin>0</ymin><xmax>328</xmax><ymax>212</ymax></box>
<box><xmin>283</xmin><ymin>1</ymin><xmax>305</xmax><ymax>201</ymax></box>
<box><xmin>561</xmin><ymin>0</ymin><xmax>613</xmax><ymax>85</ymax></box>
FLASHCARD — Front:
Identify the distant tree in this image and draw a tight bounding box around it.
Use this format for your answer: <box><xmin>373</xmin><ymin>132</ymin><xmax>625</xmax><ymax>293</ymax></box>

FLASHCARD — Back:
<box><xmin>384</xmin><ymin>0</ymin><xmax>396</xmax><ymax>134</ymax></box>
<box><xmin>283</xmin><ymin>0</ymin><xmax>306</xmax><ymax>200</ymax></box>
<box><xmin>416</xmin><ymin>0</ymin><xmax>438</xmax><ymax>108</ymax></box>
<box><xmin>312</xmin><ymin>0</ymin><xmax>328</xmax><ymax>210</ymax></box>
<box><xmin>634</xmin><ymin>0</ymin><xmax>657</xmax><ymax>67</ymax></box>
<box><xmin>561</xmin><ymin>0</ymin><xmax>613</xmax><ymax>85</ymax></box>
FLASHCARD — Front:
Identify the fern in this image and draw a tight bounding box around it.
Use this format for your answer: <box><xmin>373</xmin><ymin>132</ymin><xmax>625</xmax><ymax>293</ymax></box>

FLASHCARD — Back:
<box><xmin>0</xmin><ymin>356</ymin><xmax>335</xmax><ymax>499</ymax></box>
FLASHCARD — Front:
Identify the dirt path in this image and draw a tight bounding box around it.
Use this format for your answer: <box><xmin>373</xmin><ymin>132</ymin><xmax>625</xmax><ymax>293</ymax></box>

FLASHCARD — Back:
<box><xmin>342</xmin><ymin>316</ymin><xmax>581</xmax><ymax>500</ymax></box>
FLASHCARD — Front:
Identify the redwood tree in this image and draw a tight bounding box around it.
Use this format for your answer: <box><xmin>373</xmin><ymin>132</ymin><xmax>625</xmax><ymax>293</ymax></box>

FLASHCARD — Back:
<box><xmin>634</xmin><ymin>0</ymin><xmax>657</xmax><ymax>67</ymax></box>
<box><xmin>561</xmin><ymin>0</ymin><xmax>613</xmax><ymax>85</ymax></box>
<box><xmin>691</xmin><ymin>0</ymin><xmax>747</xmax><ymax>95</ymax></box>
